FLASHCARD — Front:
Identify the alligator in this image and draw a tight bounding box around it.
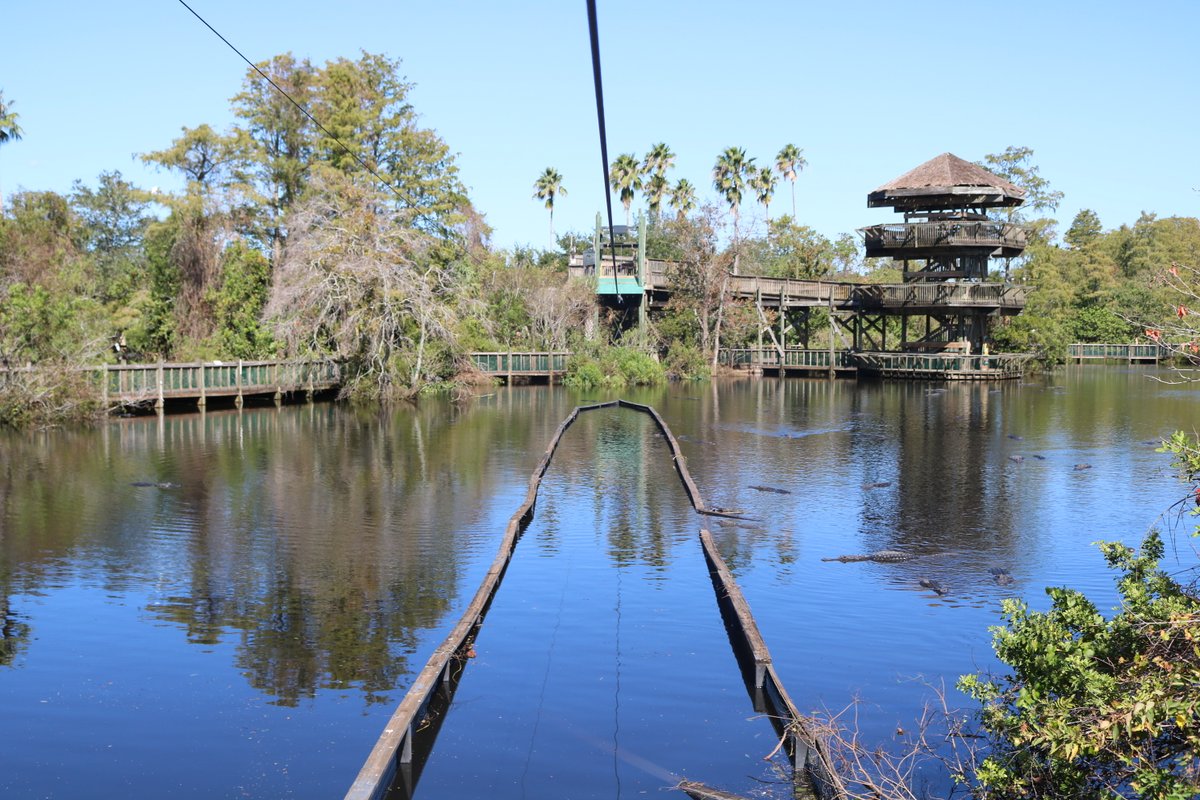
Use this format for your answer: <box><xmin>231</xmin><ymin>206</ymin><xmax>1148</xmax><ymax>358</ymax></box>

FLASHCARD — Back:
<box><xmin>677</xmin><ymin>780</ymin><xmax>751</xmax><ymax>800</ymax></box>
<box><xmin>1073</xmin><ymin>463</ymin><xmax>1093</xmax><ymax>471</ymax></box>
<box><xmin>1009</xmin><ymin>455</ymin><xmax>1025</xmax><ymax>463</ymax></box>
<box><xmin>749</xmin><ymin>485</ymin><xmax>791</xmax><ymax>494</ymax></box>
<box><xmin>130</xmin><ymin>481</ymin><xmax>181</xmax><ymax>489</ymax></box>
<box><xmin>862</xmin><ymin>481</ymin><xmax>892</xmax><ymax>490</ymax></box>
<box><xmin>822</xmin><ymin>550</ymin><xmax>914</xmax><ymax>563</ymax></box>
<box><xmin>919</xmin><ymin>577</ymin><xmax>948</xmax><ymax>595</ymax></box>
<box><xmin>990</xmin><ymin>567</ymin><xmax>1015</xmax><ymax>586</ymax></box>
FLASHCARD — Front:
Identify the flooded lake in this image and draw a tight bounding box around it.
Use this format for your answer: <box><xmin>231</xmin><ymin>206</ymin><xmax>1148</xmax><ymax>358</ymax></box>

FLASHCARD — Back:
<box><xmin>1</xmin><ymin>367</ymin><xmax>1196</xmax><ymax>798</ymax></box>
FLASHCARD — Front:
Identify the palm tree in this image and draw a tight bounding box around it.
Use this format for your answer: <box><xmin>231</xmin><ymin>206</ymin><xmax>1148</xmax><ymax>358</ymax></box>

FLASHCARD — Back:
<box><xmin>669</xmin><ymin>179</ymin><xmax>696</xmax><ymax>220</ymax></box>
<box><xmin>0</xmin><ymin>90</ymin><xmax>23</xmax><ymax>214</ymax></box>
<box><xmin>609</xmin><ymin>153</ymin><xmax>643</xmax><ymax>226</ymax></box>
<box><xmin>644</xmin><ymin>173</ymin><xmax>669</xmax><ymax>219</ymax></box>
<box><xmin>775</xmin><ymin>144</ymin><xmax>806</xmax><ymax>219</ymax></box>
<box><xmin>750</xmin><ymin>166</ymin><xmax>777</xmax><ymax>221</ymax></box>
<box><xmin>642</xmin><ymin>142</ymin><xmax>675</xmax><ymax>180</ymax></box>
<box><xmin>533</xmin><ymin>167</ymin><xmax>567</xmax><ymax>244</ymax></box>
<box><xmin>712</xmin><ymin>146</ymin><xmax>754</xmax><ymax>242</ymax></box>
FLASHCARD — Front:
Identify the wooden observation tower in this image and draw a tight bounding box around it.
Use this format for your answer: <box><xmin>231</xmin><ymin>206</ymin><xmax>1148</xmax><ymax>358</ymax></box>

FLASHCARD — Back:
<box><xmin>853</xmin><ymin>153</ymin><xmax>1030</xmax><ymax>378</ymax></box>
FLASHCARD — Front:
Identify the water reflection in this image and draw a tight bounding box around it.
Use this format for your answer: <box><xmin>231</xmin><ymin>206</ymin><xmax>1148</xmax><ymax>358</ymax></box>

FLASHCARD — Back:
<box><xmin>0</xmin><ymin>397</ymin><xmax>580</xmax><ymax>707</ymax></box>
<box><xmin>1</xmin><ymin>371</ymin><xmax>1196</xmax><ymax>800</ymax></box>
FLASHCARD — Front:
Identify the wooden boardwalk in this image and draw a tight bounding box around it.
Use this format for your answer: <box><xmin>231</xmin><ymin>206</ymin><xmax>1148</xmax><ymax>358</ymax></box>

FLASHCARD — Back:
<box><xmin>88</xmin><ymin>359</ymin><xmax>341</xmax><ymax>408</ymax></box>
<box><xmin>1068</xmin><ymin>343</ymin><xmax>1164</xmax><ymax>364</ymax></box>
<box><xmin>468</xmin><ymin>351</ymin><xmax>570</xmax><ymax>382</ymax></box>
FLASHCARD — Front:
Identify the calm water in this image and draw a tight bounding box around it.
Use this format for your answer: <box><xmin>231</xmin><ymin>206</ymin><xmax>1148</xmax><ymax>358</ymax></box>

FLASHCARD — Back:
<box><xmin>1</xmin><ymin>367</ymin><xmax>1197</xmax><ymax>798</ymax></box>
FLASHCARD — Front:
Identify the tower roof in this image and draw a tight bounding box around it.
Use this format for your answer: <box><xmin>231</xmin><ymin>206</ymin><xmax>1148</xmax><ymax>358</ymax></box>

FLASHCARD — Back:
<box><xmin>868</xmin><ymin>153</ymin><xmax>1025</xmax><ymax>210</ymax></box>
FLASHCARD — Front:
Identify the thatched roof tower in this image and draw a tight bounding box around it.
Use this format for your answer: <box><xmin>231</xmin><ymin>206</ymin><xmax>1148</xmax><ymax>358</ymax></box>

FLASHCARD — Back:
<box><xmin>868</xmin><ymin>153</ymin><xmax>1025</xmax><ymax>212</ymax></box>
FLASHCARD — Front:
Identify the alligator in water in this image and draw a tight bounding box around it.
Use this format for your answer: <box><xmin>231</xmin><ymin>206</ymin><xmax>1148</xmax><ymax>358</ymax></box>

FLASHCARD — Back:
<box><xmin>919</xmin><ymin>577</ymin><xmax>948</xmax><ymax>595</ymax></box>
<box><xmin>862</xmin><ymin>481</ymin><xmax>893</xmax><ymax>490</ymax></box>
<box><xmin>990</xmin><ymin>567</ymin><xmax>1015</xmax><ymax>586</ymax></box>
<box><xmin>130</xmin><ymin>481</ymin><xmax>181</xmax><ymax>489</ymax></box>
<box><xmin>748</xmin><ymin>485</ymin><xmax>791</xmax><ymax>494</ymax></box>
<box><xmin>677</xmin><ymin>780</ymin><xmax>751</xmax><ymax>800</ymax></box>
<box><xmin>1073</xmin><ymin>464</ymin><xmax>1092</xmax><ymax>471</ymax></box>
<box><xmin>822</xmin><ymin>550</ymin><xmax>914</xmax><ymax>563</ymax></box>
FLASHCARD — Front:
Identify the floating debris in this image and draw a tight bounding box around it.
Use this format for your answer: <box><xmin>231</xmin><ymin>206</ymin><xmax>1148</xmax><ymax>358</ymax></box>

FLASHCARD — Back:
<box><xmin>130</xmin><ymin>481</ymin><xmax>181</xmax><ymax>489</ymax></box>
<box><xmin>1007</xmin><ymin>434</ymin><xmax>1024</xmax><ymax>441</ymax></box>
<box><xmin>1008</xmin><ymin>455</ymin><xmax>1025</xmax><ymax>463</ymax></box>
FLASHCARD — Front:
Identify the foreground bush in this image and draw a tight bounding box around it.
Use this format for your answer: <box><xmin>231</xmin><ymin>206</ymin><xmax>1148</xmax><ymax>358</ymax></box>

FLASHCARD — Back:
<box><xmin>961</xmin><ymin>531</ymin><xmax>1200</xmax><ymax>800</ymax></box>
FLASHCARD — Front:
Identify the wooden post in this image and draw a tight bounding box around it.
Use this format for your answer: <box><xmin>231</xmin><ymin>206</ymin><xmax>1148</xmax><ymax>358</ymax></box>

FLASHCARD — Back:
<box><xmin>827</xmin><ymin>296</ymin><xmax>836</xmax><ymax>379</ymax></box>
<box><xmin>198</xmin><ymin>362</ymin><xmax>206</xmax><ymax>410</ymax></box>
<box><xmin>155</xmin><ymin>361</ymin><xmax>164</xmax><ymax>414</ymax></box>
<box><xmin>101</xmin><ymin>364</ymin><xmax>109</xmax><ymax>408</ymax></box>
<box><xmin>236</xmin><ymin>360</ymin><xmax>243</xmax><ymax>409</ymax></box>
<box><xmin>507</xmin><ymin>351</ymin><xmax>512</xmax><ymax>384</ymax></box>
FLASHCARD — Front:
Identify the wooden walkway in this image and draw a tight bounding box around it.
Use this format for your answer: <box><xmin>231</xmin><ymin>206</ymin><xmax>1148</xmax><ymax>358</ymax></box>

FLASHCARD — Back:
<box><xmin>345</xmin><ymin>401</ymin><xmax>844</xmax><ymax>800</ymax></box>
<box><xmin>468</xmin><ymin>351</ymin><xmax>570</xmax><ymax>381</ymax></box>
<box><xmin>721</xmin><ymin>348</ymin><xmax>857</xmax><ymax>376</ymax></box>
<box><xmin>99</xmin><ymin>359</ymin><xmax>342</xmax><ymax>408</ymax></box>
<box><xmin>1068</xmin><ymin>343</ymin><xmax>1164</xmax><ymax>364</ymax></box>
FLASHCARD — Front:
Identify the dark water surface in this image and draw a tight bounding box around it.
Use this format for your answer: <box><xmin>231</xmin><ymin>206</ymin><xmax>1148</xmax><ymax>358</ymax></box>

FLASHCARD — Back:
<box><xmin>1</xmin><ymin>367</ymin><xmax>1196</xmax><ymax>798</ymax></box>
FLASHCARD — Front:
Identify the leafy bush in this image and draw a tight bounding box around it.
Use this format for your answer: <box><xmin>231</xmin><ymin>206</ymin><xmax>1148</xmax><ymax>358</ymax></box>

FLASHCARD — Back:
<box><xmin>664</xmin><ymin>341</ymin><xmax>708</xmax><ymax>380</ymax></box>
<box><xmin>960</xmin><ymin>532</ymin><xmax>1200</xmax><ymax>800</ymax></box>
<box><xmin>563</xmin><ymin>346</ymin><xmax>665</xmax><ymax>389</ymax></box>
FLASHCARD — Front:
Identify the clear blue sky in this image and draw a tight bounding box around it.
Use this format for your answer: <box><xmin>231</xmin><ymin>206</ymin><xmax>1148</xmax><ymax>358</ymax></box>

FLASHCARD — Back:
<box><xmin>2</xmin><ymin>1</ymin><xmax>1198</xmax><ymax>250</ymax></box>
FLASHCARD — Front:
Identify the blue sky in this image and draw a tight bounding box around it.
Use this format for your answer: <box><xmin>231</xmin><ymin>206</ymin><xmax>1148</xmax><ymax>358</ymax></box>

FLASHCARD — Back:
<box><xmin>2</xmin><ymin>1</ymin><xmax>1198</xmax><ymax>250</ymax></box>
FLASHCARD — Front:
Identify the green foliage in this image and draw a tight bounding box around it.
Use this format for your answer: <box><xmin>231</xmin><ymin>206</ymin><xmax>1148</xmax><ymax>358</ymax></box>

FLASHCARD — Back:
<box><xmin>961</xmin><ymin>532</ymin><xmax>1200</xmax><ymax>800</ymax></box>
<box><xmin>564</xmin><ymin>346</ymin><xmax>665</xmax><ymax>390</ymax></box>
<box><xmin>609</xmin><ymin>153</ymin><xmax>643</xmax><ymax>226</ymax></box>
<box><xmin>0</xmin><ymin>283</ymin><xmax>103</xmax><ymax>363</ymax></box>
<box><xmin>743</xmin><ymin>217</ymin><xmax>836</xmax><ymax>279</ymax></box>
<box><xmin>70</xmin><ymin>171</ymin><xmax>151</xmax><ymax>303</ymax></box>
<box><xmin>663</xmin><ymin>341</ymin><xmax>708</xmax><ymax>380</ymax></box>
<box><xmin>1066</xmin><ymin>209</ymin><xmax>1104</xmax><ymax>250</ymax></box>
<box><xmin>990</xmin><ymin>313</ymin><xmax>1068</xmax><ymax>367</ymax></box>
<box><xmin>0</xmin><ymin>89</ymin><xmax>22</xmax><ymax>147</ymax></box>
<box><xmin>1159</xmin><ymin>431</ymin><xmax>1200</xmax><ymax>538</ymax></box>
<box><xmin>1071</xmin><ymin>305</ymin><xmax>1134</xmax><ymax>343</ymax></box>
<box><xmin>208</xmin><ymin>240</ymin><xmax>276</xmax><ymax>359</ymax></box>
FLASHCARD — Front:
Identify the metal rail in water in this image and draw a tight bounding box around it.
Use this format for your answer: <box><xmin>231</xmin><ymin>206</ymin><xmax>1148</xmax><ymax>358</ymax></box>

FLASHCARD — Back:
<box><xmin>344</xmin><ymin>400</ymin><xmax>845</xmax><ymax>800</ymax></box>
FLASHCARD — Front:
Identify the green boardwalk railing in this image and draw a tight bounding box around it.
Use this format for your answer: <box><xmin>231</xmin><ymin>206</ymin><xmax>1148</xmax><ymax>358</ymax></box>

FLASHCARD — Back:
<box><xmin>469</xmin><ymin>351</ymin><xmax>571</xmax><ymax>377</ymax></box>
<box><xmin>720</xmin><ymin>348</ymin><xmax>856</xmax><ymax>370</ymax></box>
<box><xmin>1068</xmin><ymin>343</ymin><xmax>1165</xmax><ymax>362</ymax></box>
<box><xmin>97</xmin><ymin>359</ymin><xmax>343</xmax><ymax>406</ymax></box>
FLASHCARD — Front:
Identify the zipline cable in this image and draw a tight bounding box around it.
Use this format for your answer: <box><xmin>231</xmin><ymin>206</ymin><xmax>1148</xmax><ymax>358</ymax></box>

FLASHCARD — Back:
<box><xmin>175</xmin><ymin>0</ymin><xmax>406</xmax><ymax>203</ymax></box>
<box><xmin>585</xmin><ymin>0</ymin><xmax>623</xmax><ymax>300</ymax></box>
